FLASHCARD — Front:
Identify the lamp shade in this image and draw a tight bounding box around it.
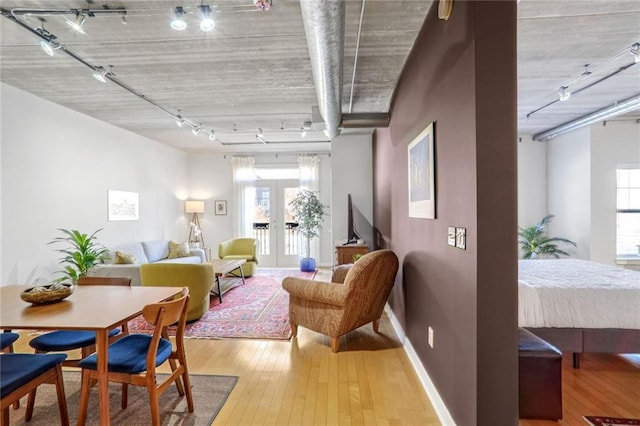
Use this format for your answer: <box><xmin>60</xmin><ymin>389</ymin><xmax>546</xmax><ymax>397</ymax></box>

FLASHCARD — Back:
<box><xmin>185</xmin><ymin>200</ymin><xmax>205</xmax><ymax>214</ymax></box>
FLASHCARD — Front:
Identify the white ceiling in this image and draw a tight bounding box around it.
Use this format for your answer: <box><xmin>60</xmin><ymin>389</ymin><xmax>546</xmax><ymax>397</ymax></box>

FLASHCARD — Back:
<box><xmin>1</xmin><ymin>0</ymin><xmax>638</xmax><ymax>153</ymax></box>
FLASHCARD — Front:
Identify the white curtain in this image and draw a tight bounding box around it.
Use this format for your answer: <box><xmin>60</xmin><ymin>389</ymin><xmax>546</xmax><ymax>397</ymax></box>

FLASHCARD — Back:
<box><xmin>231</xmin><ymin>155</ymin><xmax>256</xmax><ymax>238</ymax></box>
<box><xmin>298</xmin><ymin>154</ymin><xmax>320</xmax><ymax>191</ymax></box>
<box><xmin>297</xmin><ymin>154</ymin><xmax>321</xmax><ymax>258</ymax></box>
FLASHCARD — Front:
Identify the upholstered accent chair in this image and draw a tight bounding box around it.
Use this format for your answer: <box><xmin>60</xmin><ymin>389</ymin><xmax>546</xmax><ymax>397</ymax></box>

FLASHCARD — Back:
<box><xmin>140</xmin><ymin>263</ymin><xmax>214</xmax><ymax>322</ymax></box>
<box><xmin>282</xmin><ymin>249</ymin><xmax>399</xmax><ymax>352</ymax></box>
<box><xmin>218</xmin><ymin>238</ymin><xmax>258</xmax><ymax>277</ymax></box>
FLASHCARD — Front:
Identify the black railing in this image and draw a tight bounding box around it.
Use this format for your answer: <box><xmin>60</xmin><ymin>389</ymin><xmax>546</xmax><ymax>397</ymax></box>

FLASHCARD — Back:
<box><xmin>252</xmin><ymin>222</ymin><xmax>300</xmax><ymax>256</ymax></box>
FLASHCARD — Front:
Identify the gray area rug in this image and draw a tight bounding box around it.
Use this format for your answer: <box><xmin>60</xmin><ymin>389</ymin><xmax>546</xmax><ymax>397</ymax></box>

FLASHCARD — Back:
<box><xmin>8</xmin><ymin>372</ymin><xmax>238</xmax><ymax>425</ymax></box>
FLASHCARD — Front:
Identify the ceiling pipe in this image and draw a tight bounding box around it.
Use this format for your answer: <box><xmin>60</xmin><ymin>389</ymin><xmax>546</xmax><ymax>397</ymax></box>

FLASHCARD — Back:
<box><xmin>300</xmin><ymin>0</ymin><xmax>344</xmax><ymax>140</ymax></box>
<box><xmin>342</xmin><ymin>113</ymin><xmax>390</xmax><ymax>128</ymax></box>
<box><xmin>532</xmin><ymin>93</ymin><xmax>640</xmax><ymax>141</ymax></box>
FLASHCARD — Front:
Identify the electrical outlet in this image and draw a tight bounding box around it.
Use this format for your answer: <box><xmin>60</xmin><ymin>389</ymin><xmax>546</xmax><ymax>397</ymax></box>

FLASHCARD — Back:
<box><xmin>428</xmin><ymin>326</ymin><xmax>434</xmax><ymax>348</ymax></box>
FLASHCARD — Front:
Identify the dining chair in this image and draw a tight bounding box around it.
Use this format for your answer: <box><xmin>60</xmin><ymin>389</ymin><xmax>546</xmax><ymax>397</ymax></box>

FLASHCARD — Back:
<box><xmin>1</xmin><ymin>331</ymin><xmax>21</xmax><ymax>409</ymax></box>
<box><xmin>1</xmin><ymin>353</ymin><xmax>69</xmax><ymax>425</ymax></box>
<box><xmin>28</xmin><ymin>276</ymin><xmax>133</xmax><ymax>365</ymax></box>
<box><xmin>0</xmin><ymin>332</ymin><xmax>19</xmax><ymax>353</ymax></box>
<box><xmin>77</xmin><ymin>287</ymin><xmax>193</xmax><ymax>425</ymax></box>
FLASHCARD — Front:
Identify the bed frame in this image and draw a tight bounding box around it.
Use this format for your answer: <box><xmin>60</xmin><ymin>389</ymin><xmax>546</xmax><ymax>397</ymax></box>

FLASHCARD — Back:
<box><xmin>525</xmin><ymin>327</ymin><xmax>640</xmax><ymax>368</ymax></box>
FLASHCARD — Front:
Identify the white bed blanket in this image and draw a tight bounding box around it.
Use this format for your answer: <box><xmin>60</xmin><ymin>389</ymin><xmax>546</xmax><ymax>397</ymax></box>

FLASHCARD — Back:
<box><xmin>518</xmin><ymin>259</ymin><xmax>640</xmax><ymax>329</ymax></box>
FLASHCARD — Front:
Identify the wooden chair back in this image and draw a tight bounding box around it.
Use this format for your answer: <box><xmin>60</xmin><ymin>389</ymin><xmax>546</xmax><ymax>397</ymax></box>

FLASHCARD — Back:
<box><xmin>142</xmin><ymin>287</ymin><xmax>189</xmax><ymax>327</ymax></box>
<box><xmin>77</xmin><ymin>276</ymin><xmax>132</xmax><ymax>286</ymax></box>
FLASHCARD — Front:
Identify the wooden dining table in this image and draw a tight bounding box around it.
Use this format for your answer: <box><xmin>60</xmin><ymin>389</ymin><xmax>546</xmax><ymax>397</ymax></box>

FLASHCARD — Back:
<box><xmin>0</xmin><ymin>284</ymin><xmax>184</xmax><ymax>426</ymax></box>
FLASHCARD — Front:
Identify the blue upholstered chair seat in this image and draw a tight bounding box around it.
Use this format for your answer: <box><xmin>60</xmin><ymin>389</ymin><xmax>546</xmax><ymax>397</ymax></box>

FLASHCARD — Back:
<box><xmin>0</xmin><ymin>332</ymin><xmax>19</xmax><ymax>350</ymax></box>
<box><xmin>78</xmin><ymin>334</ymin><xmax>173</xmax><ymax>374</ymax></box>
<box><xmin>29</xmin><ymin>329</ymin><xmax>120</xmax><ymax>352</ymax></box>
<box><xmin>0</xmin><ymin>353</ymin><xmax>67</xmax><ymax>398</ymax></box>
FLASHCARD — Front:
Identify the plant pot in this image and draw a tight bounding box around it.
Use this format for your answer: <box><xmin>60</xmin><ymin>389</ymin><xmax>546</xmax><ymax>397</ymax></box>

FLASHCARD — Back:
<box><xmin>300</xmin><ymin>257</ymin><xmax>316</xmax><ymax>272</ymax></box>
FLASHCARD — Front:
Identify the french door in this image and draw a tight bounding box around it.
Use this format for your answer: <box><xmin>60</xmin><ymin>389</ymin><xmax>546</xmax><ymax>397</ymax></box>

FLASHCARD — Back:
<box><xmin>253</xmin><ymin>179</ymin><xmax>300</xmax><ymax>267</ymax></box>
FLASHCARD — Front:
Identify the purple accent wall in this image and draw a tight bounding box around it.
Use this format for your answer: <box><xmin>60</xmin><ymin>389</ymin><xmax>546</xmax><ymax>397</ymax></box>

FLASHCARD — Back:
<box><xmin>373</xmin><ymin>2</ymin><xmax>518</xmax><ymax>425</ymax></box>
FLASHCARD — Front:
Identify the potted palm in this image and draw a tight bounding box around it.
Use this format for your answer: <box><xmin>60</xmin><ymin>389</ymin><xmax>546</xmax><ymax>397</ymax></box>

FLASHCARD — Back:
<box><xmin>288</xmin><ymin>189</ymin><xmax>326</xmax><ymax>272</ymax></box>
<box><xmin>518</xmin><ymin>215</ymin><xmax>576</xmax><ymax>259</ymax></box>
<box><xmin>49</xmin><ymin>228</ymin><xmax>108</xmax><ymax>283</ymax></box>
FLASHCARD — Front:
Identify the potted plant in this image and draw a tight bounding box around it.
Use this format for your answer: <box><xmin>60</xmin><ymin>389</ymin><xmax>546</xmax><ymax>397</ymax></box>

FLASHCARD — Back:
<box><xmin>288</xmin><ymin>189</ymin><xmax>326</xmax><ymax>272</ymax></box>
<box><xmin>518</xmin><ymin>215</ymin><xmax>576</xmax><ymax>259</ymax></box>
<box><xmin>49</xmin><ymin>228</ymin><xmax>108</xmax><ymax>283</ymax></box>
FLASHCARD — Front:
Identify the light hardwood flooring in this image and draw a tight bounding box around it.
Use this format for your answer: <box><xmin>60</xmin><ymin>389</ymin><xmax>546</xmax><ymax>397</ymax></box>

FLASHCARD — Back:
<box><xmin>9</xmin><ymin>267</ymin><xmax>640</xmax><ymax>425</ymax></box>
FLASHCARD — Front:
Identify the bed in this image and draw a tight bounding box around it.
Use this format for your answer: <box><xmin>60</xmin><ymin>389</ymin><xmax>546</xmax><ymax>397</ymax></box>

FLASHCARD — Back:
<box><xmin>518</xmin><ymin>259</ymin><xmax>640</xmax><ymax>367</ymax></box>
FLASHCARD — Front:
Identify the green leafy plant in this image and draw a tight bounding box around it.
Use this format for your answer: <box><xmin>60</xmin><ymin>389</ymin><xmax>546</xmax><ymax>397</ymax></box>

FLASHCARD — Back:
<box><xmin>288</xmin><ymin>190</ymin><xmax>326</xmax><ymax>259</ymax></box>
<box><xmin>518</xmin><ymin>215</ymin><xmax>576</xmax><ymax>259</ymax></box>
<box><xmin>49</xmin><ymin>228</ymin><xmax>108</xmax><ymax>282</ymax></box>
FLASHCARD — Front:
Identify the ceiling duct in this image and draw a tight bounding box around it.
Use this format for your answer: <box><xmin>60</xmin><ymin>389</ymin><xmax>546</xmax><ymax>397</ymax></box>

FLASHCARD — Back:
<box><xmin>300</xmin><ymin>0</ymin><xmax>344</xmax><ymax>140</ymax></box>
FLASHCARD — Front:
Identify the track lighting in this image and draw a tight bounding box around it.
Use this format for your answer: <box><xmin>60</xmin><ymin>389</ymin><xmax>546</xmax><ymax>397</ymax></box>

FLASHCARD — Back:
<box><xmin>66</xmin><ymin>12</ymin><xmax>86</xmax><ymax>34</ymax></box>
<box><xmin>199</xmin><ymin>5</ymin><xmax>215</xmax><ymax>31</ymax></box>
<box><xmin>257</xmin><ymin>135</ymin><xmax>266</xmax><ymax>144</ymax></box>
<box><xmin>209</xmin><ymin>130</ymin><xmax>216</xmax><ymax>141</ymax></box>
<box><xmin>257</xmin><ymin>128</ymin><xmax>264</xmax><ymax>138</ymax></box>
<box><xmin>192</xmin><ymin>125</ymin><xmax>201</xmax><ymax>136</ymax></box>
<box><xmin>92</xmin><ymin>66</ymin><xmax>111</xmax><ymax>83</ymax></box>
<box><xmin>40</xmin><ymin>39</ymin><xmax>60</xmax><ymax>56</ymax></box>
<box><xmin>558</xmin><ymin>86</ymin><xmax>571</xmax><ymax>102</ymax></box>
<box><xmin>170</xmin><ymin>7</ymin><xmax>187</xmax><ymax>31</ymax></box>
<box><xmin>299</xmin><ymin>128</ymin><xmax>307</xmax><ymax>138</ymax></box>
<box><xmin>631</xmin><ymin>43</ymin><xmax>640</xmax><ymax>63</ymax></box>
<box><xmin>299</xmin><ymin>121</ymin><xmax>311</xmax><ymax>137</ymax></box>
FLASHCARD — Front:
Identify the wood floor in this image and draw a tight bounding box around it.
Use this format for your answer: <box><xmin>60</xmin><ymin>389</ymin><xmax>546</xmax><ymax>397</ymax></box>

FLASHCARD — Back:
<box><xmin>9</xmin><ymin>267</ymin><xmax>640</xmax><ymax>425</ymax></box>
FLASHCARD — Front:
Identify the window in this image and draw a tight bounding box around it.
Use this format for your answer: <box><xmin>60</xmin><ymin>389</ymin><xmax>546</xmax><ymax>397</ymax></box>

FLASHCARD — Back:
<box><xmin>616</xmin><ymin>166</ymin><xmax>640</xmax><ymax>257</ymax></box>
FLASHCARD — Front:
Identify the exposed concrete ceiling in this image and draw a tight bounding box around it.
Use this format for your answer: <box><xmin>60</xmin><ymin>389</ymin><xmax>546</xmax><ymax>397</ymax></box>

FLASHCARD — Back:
<box><xmin>1</xmin><ymin>1</ymin><xmax>638</xmax><ymax>153</ymax></box>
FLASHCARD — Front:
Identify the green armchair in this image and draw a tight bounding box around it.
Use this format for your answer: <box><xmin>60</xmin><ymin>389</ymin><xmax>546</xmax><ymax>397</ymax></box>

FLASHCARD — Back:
<box><xmin>140</xmin><ymin>263</ymin><xmax>214</xmax><ymax>322</ymax></box>
<box><xmin>217</xmin><ymin>238</ymin><xmax>258</xmax><ymax>277</ymax></box>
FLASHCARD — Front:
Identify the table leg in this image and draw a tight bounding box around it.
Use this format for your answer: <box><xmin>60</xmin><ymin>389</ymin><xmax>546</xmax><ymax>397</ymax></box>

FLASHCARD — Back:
<box><xmin>215</xmin><ymin>276</ymin><xmax>222</xmax><ymax>303</ymax></box>
<box><xmin>239</xmin><ymin>265</ymin><xmax>246</xmax><ymax>286</ymax></box>
<box><xmin>96</xmin><ymin>329</ymin><xmax>111</xmax><ymax>426</ymax></box>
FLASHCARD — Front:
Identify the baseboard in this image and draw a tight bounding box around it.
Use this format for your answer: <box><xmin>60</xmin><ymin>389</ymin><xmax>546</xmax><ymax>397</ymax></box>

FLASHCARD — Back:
<box><xmin>384</xmin><ymin>304</ymin><xmax>456</xmax><ymax>426</ymax></box>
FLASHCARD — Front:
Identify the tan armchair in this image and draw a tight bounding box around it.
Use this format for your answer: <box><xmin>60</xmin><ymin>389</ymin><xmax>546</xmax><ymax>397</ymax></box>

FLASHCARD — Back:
<box><xmin>218</xmin><ymin>238</ymin><xmax>258</xmax><ymax>277</ymax></box>
<box><xmin>282</xmin><ymin>249</ymin><xmax>399</xmax><ymax>352</ymax></box>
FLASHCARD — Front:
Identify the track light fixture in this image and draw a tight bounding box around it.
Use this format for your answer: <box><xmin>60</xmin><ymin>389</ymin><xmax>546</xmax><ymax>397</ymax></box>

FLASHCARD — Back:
<box><xmin>257</xmin><ymin>128</ymin><xmax>264</xmax><ymax>138</ymax></box>
<box><xmin>209</xmin><ymin>130</ymin><xmax>216</xmax><ymax>141</ymax></box>
<box><xmin>192</xmin><ymin>125</ymin><xmax>201</xmax><ymax>136</ymax></box>
<box><xmin>170</xmin><ymin>6</ymin><xmax>187</xmax><ymax>31</ymax></box>
<box><xmin>299</xmin><ymin>121</ymin><xmax>312</xmax><ymax>137</ymax></box>
<box><xmin>198</xmin><ymin>5</ymin><xmax>215</xmax><ymax>31</ymax></box>
<box><xmin>66</xmin><ymin>12</ymin><xmax>86</xmax><ymax>34</ymax></box>
<box><xmin>558</xmin><ymin>86</ymin><xmax>571</xmax><ymax>102</ymax></box>
<box><xmin>92</xmin><ymin>65</ymin><xmax>113</xmax><ymax>83</ymax></box>
<box><xmin>40</xmin><ymin>39</ymin><xmax>60</xmax><ymax>56</ymax></box>
<box><xmin>631</xmin><ymin>43</ymin><xmax>640</xmax><ymax>63</ymax></box>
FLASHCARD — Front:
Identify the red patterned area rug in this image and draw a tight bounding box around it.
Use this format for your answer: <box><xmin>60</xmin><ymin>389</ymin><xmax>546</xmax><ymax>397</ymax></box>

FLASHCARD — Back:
<box><xmin>584</xmin><ymin>417</ymin><xmax>640</xmax><ymax>426</ymax></box>
<box><xmin>128</xmin><ymin>267</ymin><xmax>316</xmax><ymax>340</ymax></box>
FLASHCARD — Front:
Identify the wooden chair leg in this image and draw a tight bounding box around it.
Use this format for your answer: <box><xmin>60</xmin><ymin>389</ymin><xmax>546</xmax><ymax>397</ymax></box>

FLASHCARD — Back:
<box><xmin>2</xmin><ymin>407</ymin><xmax>9</xmax><ymax>426</ymax></box>
<box><xmin>77</xmin><ymin>372</ymin><xmax>93</xmax><ymax>426</ymax></box>
<box><xmin>147</xmin><ymin>385</ymin><xmax>161</xmax><ymax>426</ymax></box>
<box><xmin>331</xmin><ymin>336</ymin><xmax>340</xmax><ymax>353</ymax></box>
<box><xmin>121</xmin><ymin>383</ymin><xmax>128</xmax><ymax>409</ymax></box>
<box><xmin>373</xmin><ymin>319</ymin><xmax>380</xmax><ymax>332</ymax></box>
<box><xmin>12</xmin><ymin>399</ymin><xmax>19</xmax><ymax>410</ymax></box>
<box><xmin>25</xmin><ymin>388</ymin><xmax>36</xmax><ymax>421</ymax></box>
<box><xmin>53</xmin><ymin>364</ymin><xmax>69</xmax><ymax>426</ymax></box>
<box><xmin>180</xmin><ymin>357</ymin><xmax>194</xmax><ymax>412</ymax></box>
<box><xmin>291</xmin><ymin>323</ymin><xmax>298</xmax><ymax>337</ymax></box>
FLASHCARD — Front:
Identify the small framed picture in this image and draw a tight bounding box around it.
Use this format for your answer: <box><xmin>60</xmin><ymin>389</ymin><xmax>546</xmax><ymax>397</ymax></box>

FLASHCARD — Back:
<box><xmin>215</xmin><ymin>200</ymin><xmax>227</xmax><ymax>215</ymax></box>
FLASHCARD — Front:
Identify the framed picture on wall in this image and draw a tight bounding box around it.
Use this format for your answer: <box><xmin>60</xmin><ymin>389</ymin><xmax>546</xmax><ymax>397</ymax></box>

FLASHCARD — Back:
<box><xmin>108</xmin><ymin>190</ymin><xmax>139</xmax><ymax>221</ymax></box>
<box><xmin>215</xmin><ymin>200</ymin><xmax>227</xmax><ymax>215</ymax></box>
<box><xmin>407</xmin><ymin>122</ymin><xmax>436</xmax><ymax>219</ymax></box>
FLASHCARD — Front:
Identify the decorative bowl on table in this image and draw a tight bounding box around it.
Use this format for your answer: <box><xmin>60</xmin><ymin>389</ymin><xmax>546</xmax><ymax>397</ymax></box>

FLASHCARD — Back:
<box><xmin>20</xmin><ymin>283</ymin><xmax>74</xmax><ymax>305</ymax></box>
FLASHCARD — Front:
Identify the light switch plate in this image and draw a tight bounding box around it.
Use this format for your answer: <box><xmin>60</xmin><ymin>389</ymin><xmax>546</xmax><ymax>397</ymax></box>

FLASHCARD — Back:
<box><xmin>455</xmin><ymin>227</ymin><xmax>466</xmax><ymax>250</ymax></box>
<box><xmin>447</xmin><ymin>227</ymin><xmax>456</xmax><ymax>247</ymax></box>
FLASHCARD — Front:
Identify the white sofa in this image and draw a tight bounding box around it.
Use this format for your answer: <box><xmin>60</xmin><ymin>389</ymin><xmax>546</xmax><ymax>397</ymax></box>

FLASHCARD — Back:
<box><xmin>88</xmin><ymin>239</ymin><xmax>206</xmax><ymax>286</ymax></box>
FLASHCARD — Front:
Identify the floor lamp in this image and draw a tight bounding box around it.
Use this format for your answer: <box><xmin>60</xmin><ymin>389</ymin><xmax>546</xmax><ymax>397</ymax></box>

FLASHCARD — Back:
<box><xmin>185</xmin><ymin>200</ymin><xmax>205</xmax><ymax>249</ymax></box>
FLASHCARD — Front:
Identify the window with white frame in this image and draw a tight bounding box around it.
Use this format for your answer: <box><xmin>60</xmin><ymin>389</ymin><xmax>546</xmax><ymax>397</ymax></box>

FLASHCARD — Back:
<box><xmin>616</xmin><ymin>166</ymin><xmax>640</xmax><ymax>257</ymax></box>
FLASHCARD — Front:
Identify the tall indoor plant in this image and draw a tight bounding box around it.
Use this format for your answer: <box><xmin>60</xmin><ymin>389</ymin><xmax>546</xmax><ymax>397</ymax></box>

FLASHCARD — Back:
<box><xmin>289</xmin><ymin>189</ymin><xmax>326</xmax><ymax>272</ymax></box>
<box><xmin>49</xmin><ymin>228</ymin><xmax>108</xmax><ymax>283</ymax></box>
<box><xmin>518</xmin><ymin>214</ymin><xmax>576</xmax><ymax>259</ymax></box>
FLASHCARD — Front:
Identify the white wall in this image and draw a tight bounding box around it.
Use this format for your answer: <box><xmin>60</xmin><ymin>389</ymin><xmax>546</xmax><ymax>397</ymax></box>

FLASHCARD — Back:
<box><xmin>517</xmin><ymin>134</ymin><xmax>547</xmax><ymax>228</ymax></box>
<box><xmin>546</xmin><ymin>126</ymin><xmax>591</xmax><ymax>259</ymax></box>
<box><xmin>331</xmin><ymin>133</ymin><xmax>373</xmax><ymax>254</ymax></box>
<box><xmin>590</xmin><ymin>121</ymin><xmax>640</xmax><ymax>265</ymax></box>
<box><xmin>1</xmin><ymin>83</ymin><xmax>189</xmax><ymax>285</ymax></box>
